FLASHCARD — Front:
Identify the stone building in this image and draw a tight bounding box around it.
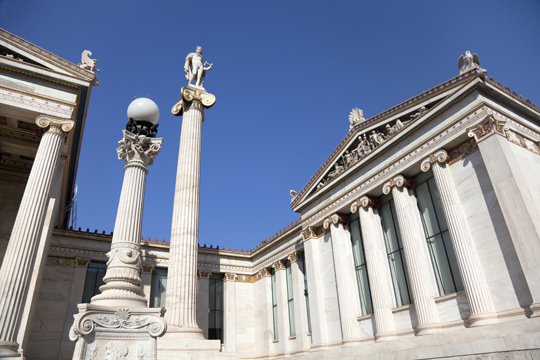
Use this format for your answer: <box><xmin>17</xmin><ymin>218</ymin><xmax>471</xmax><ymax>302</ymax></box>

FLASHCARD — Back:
<box><xmin>1</xmin><ymin>29</ymin><xmax>540</xmax><ymax>359</ymax></box>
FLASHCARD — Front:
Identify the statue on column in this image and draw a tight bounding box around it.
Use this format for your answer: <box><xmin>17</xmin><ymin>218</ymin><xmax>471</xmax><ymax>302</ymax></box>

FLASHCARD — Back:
<box><xmin>184</xmin><ymin>46</ymin><xmax>213</xmax><ymax>87</ymax></box>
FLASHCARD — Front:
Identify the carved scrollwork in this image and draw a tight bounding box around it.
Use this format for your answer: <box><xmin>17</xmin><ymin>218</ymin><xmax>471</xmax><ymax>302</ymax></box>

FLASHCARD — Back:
<box><xmin>359</xmin><ymin>195</ymin><xmax>379</xmax><ymax>209</ymax></box>
<box><xmin>382</xmin><ymin>175</ymin><xmax>413</xmax><ymax>195</ymax></box>
<box><xmin>272</xmin><ymin>260</ymin><xmax>285</xmax><ymax>271</ymax></box>
<box><xmin>420</xmin><ymin>149</ymin><xmax>449</xmax><ymax>172</ymax></box>
<box><xmin>35</xmin><ymin>115</ymin><xmax>75</xmax><ymax>134</ymax></box>
<box><xmin>117</xmin><ymin>130</ymin><xmax>163</xmax><ymax>166</ymax></box>
<box><xmin>468</xmin><ymin>115</ymin><xmax>508</xmax><ymax>143</ymax></box>
<box><xmin>301</xmin><ymin>226</ymin><xmax>317</xmax><ymax>241</ymax></box>
<box><xmin>323</xmin><ymin>214</ymin><xmax>348</xmax><ymax>229</ymax></box>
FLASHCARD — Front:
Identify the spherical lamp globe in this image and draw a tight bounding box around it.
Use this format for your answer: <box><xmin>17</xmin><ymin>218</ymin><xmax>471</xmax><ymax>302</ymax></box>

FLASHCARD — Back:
<box><xmin>127</xmin><ymin>98</ymin><xmax>160</xmax><ymax>124</ymax></box>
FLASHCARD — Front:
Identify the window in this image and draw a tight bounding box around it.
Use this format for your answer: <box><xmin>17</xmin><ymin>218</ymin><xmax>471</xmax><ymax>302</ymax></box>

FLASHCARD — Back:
<box><xmin>302</xmin><ymin>252</ymin><xmax>312</xmax><ymax>334</ymax></box>
<box><xmin>285</xmin><ymin>260</ymin><xmax>296</xmax><ymax>336</ymax></box>
<box><xmin>349</xmin><ymin>212</ymin><xmax>373</xmax><ymax>315</ymax></box>
<box><xmin>379</xmin><ymin>194</ymin><xmax>412</xmax><ymax>307</ymax></box>
<box><xmin>150</xmin><ymin>268</ymin><xmax>167</xmax><ymax>307</ymax></box>
<box><xmin>81</xmin><ymin>262</ymin><xmax>107</xmax><ymax>303</ymax></box>
<box><xmin>414</xmin><ymin>171</ymin><xmax>463</xmax><ymax>295</ymax></box>
<box><xmin>208</xmin><ymin>273</ymin><xmax>224</xmax><ymax>342</ymax></box>
<box><xmin>271</xmin><ymin>267</ymin><xmax>278</xmax><ymax>340</ymax></box>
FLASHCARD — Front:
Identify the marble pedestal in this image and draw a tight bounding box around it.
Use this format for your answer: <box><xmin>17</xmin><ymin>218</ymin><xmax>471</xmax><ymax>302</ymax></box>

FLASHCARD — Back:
<box><xmin>70</xmin><ymin>304</ymin><xmax>166</xmax><ymax>360</ymax></box>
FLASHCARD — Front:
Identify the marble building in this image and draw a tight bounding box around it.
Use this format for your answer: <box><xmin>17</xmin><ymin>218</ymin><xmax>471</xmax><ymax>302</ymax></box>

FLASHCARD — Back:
<box><xmin>1</xmin><ymin>28</ymin><xmax>540</xmax><ymax>359</ymax></box>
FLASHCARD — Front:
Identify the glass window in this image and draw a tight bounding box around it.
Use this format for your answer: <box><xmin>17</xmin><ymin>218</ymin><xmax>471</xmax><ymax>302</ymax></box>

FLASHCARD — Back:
<box><xmin>81</xmin><ymin>262</ymin><xmax>106</xmax><ymax>303</ymax></box>
<box><xmin>271</xmin><ymin>267</ymin><xmax>278</xmax><ymax>340</ymax></box>
<box><xmin>301</xmin><ymin>252</ymin><xmax>312</xmax><ymax>334</ymax></box>
<box><xmin>285</xmin><ymin>260</ymin><xmax>296</xmax><ymax>336</ymax></box>
<box><xmin>414</xmin><ymin>171</ymin><xmax>463</xmax><ymax>295</ymax></box>
<box><xmin>150</xmin><ymin>268</ymin><xmax>167</xmax><ymax>307</ymax></box>
<box><xmin>379</xmin><ymin>194</ymin><xmax>412</xmax><ymax>307</ymax></box>
<box><xmin>349</xmin><ymin>212</ymin><xmax>373</xmax><ymax>315</ymax></box>
<box><xmin>208</xmin><ymin>273</ymin><xmax>224</xmax><ymax>342</ymax></box>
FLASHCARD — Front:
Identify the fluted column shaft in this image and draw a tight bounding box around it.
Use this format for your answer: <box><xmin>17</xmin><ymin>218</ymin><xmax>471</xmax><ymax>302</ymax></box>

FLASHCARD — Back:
<box><xmin>324</xmin><ymin>214</ymin><xmax>362</xmax><ymax>343</ymax></box>
<box><xmin>385</xmin><ymin>176</ymin><xmax>441</xmax><ymax>335</ymax></box>
<box><xmin>355</xmin><ymin>198</ymin><xmax>397</xmax><ymax>341</ymax></box>
<box><xmin>167</xmin><ymin>89</ymin><xmax>214</xmax><ymax>333</ymax></box>
<box><xmin>422</xmin><ymin>150</ymin><xmax>497</xmax><ymax>326</ymax></box>
<box><xmin>0</xmin><ymin>116</ymin><xmax>73</xmax><ymax>352</ymax></box>
<box><xmin>91</xmin><ymin>130</ymin><xmax>162</xmax><ymax>307</ymax></box>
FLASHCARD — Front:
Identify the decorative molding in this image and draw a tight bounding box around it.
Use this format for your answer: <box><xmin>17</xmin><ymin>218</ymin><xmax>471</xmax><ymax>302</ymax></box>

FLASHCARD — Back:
<box><xmin>350</xmin><ymin>195</ymin><xmax>379</xmax><ymax>213</ymax></box>
<box><xmin>46</xmin><ymin>256</ymin><xmax>76</xmax><ymax>267</ymax></box>
<box><xmin>382</xmin><ymin>175</ymin><xmax>414</xmax><ymax>195</ymax></box>
<box><xmin>0</xmin><ymin>87</ymin><xmax>75</xmax><ymax>118</ymax></box>
<box><xmin>505</xmin><ymin>128</ymin><xmax>540</xmax><ymax>156</ymax></box>
<box><xmin>198</xmin><ymin>270</ymin><xmax>211</xmax><ymax>279</ymax></box>
<box><xmin>224</xmin><ymin>272</ymin><xmax>238</xmax><ymax>282</ymax></box>
<box><xmin>288</xmin><ymin>251</ymin><xmax>302</xmax><ymax>263</ymax></box>
<box><xmin>420</xmin><ymin>149</ymin><xmax>448</xmax><ymax>172</ymax></box>
<box><xmin>447</xmin><ymin>139</ymin><xmax>478</xmax><ymax>165</ymax></box>
<box><xmin>301</xmin><ymin>227</ymin><xmax>317</xmax><ymax>241</ymax></box>
<box><xmin>467</xmin><ymin>115</ymin><xmax>508</xmax><ymax>143</ymax></box>
<box><xmin>235</xmin><ymin>274</ymin><xmax>256</xmax><ymax>283</ymax></box>
<box><xmin>171</xmin><ymin>86</ymin><xmax>216</xmax><ymax>117</ymax></box>
<box><xmin>255</xmin><ymin>267</ymin><xmax>272</xmax><ymax>280</ymax></box>
<box><xmin>117</xmin><ymin>130</ymin><xmax>163</xmax><ymax>167</ymax></box>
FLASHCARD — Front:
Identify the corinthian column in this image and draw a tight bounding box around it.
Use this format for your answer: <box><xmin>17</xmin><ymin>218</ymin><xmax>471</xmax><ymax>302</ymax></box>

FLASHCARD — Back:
<box><xmin>0</xmin><ymin>115</ymin><xmax>73</xmax><ymax>356</ymax></box>
<box><xmin>383</xmin><ymin>175</ymin><xmax>441</xmax><ymax>335</ymax></box>
<box><xmin>421</xmin><ymin>150</ymin><xmax>497</xmax><ymax>326</ymax></box>
<box><xmin>166</xmin><ymin>86</ymin><xmax>216</xmax><ymax>335</ymax></box>
<box><xmin>323</xmin><ymin>214</ymin><xmax>363</xmax><ymax>343</ymax></box>
<box><xmin>90</xmin><ymin>130</ymin><xmax>163</xmax><ymax>307</ymax></box>
<box><xmin>351</xmin><ymin>196</ymin><xmax>397</xmax><ymax>341</ymax></box>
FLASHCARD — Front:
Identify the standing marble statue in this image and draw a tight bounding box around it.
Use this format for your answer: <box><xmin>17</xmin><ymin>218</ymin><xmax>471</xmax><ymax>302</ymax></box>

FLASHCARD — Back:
<box><xmin>184</xmin><ymin>46</ymin><xmax>213</xmax><ymax>88</ymax></box>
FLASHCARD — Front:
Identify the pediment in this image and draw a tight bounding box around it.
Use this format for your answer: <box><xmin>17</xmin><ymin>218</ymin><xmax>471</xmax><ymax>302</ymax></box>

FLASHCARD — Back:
<box><xmin>290</xmin><ymin>70</ymin><xmax>485</xmax><ymax>211</ymax></box>
<box><xmin>0</xmin><ymin>29</ymin><xmax>96</xmax><ymax>85</ymax></box>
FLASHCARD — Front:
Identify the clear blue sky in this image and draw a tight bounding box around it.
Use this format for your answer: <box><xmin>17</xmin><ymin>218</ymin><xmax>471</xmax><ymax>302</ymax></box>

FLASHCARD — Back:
<box><xmin>1</xmin><ymin>0</ymin><xmax>539</xmax><ymax>252</ymax></box>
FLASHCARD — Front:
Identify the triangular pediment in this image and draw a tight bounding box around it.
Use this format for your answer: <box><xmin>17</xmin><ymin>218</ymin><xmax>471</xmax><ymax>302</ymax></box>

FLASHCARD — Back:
<box><xmin>291</xmin><ymin>70</ymin><xmax>485</xmax><ymax>211</ymax></box>
<box><xmin>0</xmin><ymin>28</ymin><xmax>96</xmax><ymax>85</ymax></box>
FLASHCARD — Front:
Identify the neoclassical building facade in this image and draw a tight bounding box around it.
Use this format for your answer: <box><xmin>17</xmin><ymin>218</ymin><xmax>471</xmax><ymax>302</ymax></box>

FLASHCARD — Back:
<box><xmin>1</xmin><ymin>29</ymin><xmax>540</xmax><ymax>359</ymax></box>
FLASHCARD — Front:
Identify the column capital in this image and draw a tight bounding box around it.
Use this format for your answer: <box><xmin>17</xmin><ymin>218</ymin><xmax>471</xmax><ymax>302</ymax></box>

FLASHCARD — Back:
<box><xmin>351</xmin><ymin>195</ymin><xmax>380</xmax><ymax>213</ymax></box>
<box><xmin>272</xmin><ymin>260</ymin><xmax>286</xmax><ymax>271</ymax></box>
<box><xmin>255</xmin><ymin>267</ymin><xmax>272</xmax><ymax>280</ymax></box>
<box><xmin>171</xmin><ymin>86</ymin><xmax>216</xmax><ymax>117</ymax></box>
<box><xmin>467</xmin><ymin>115</ymin><xmax>508</xmax><ymax>143</ymax></box>
<box><xmin>35</xmin><ymin>115</ymin><xmax>75</xmax><ymax>134</ymax></box>
<box><xmin>75</xmin><ymin>257</ymin><xmax>91</xmax><ymax>268</ymax></box>
<box><xmin>382</xmin><ymin>175</ymin><xmax>414</xmax><ymax>195</ymax></box>
<box><xmin>323</xmin><ymin>213</ymin><xmax>349</xmax><ymax>229</ymax></box>
<box><xmin>301</xmin><ymin>226</ymin><xmax>317</xmax><ymax>241</ymax></box>
<box><xmin>287</xmin><ymin>251</ymin><xmax>302</xmax><ymax>263</ymax></box>
<box><xmin>420</xmin><ymin>149</ymin><xmax>449</xmax><ymax>172</ymax></box>
<box><xmin>117</xmin><ymin>130</ymin><xmax>163</xmax><ymax>167</ymax></box>
<box><xmin>198</xmin><ymin>270</ymin><xmax>211</xmax><ymax>279</ymax></box>
<box><xmin>142</xmin><ymin>264</ymin><xmax>155</xmax><ymax>274</ymax></box>
<box><xmin>224</xmin><ymin>272</ymin><xmax>237</xmax><ymax>282</ymax></box>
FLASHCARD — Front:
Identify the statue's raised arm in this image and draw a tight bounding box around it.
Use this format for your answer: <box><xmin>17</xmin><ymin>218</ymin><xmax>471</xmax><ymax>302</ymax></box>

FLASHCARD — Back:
<box><xmin>184</xmin><ymin>46</ymin><xmax>212</xmax><ymax>88</ymax></box>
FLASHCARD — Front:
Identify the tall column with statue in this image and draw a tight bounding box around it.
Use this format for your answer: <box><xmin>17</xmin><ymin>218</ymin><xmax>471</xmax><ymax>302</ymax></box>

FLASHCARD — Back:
<box><xmin>159</xmin><ymin>47</ymin><xmax>220</xmax><ymax>353</ymax></box>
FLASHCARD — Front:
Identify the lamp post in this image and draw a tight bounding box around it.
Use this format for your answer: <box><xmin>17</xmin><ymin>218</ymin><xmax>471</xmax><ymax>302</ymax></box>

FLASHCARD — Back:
<box><xmin>70</xmin><ymin>98</ymin><xmax>166</xmax><ymax>359</ymax></box>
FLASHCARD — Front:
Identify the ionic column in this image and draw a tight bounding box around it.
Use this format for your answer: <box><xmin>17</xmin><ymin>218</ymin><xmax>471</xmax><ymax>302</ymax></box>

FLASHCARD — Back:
<box><xmin>223</xmin><ymin>273</ymin><xmax>237</xmax><ymax>353</ymax></box>
<box><xmin>141</xmin><ymin>265</ymin><xmax>155</xmax><ymax>306</ymax></box>
<box><xmin>254</xmin><ymin>268</ymin><xmax>273</xmax><ymax>357</ymax></box>
<box><xmin>323</xmin><ymin>214</ymin><xmax>363</xmax><ymax>343</ymax></box>
<box><xmin>91</xmin><ymin>130</ymin><xmax>163</xmax><ymax>307</ymax></box>
<box><xmin>383</xmin><ymin>175</ymin><xmax>441</xmax><ymax>335</ymax></box>
<box><xmin>288</xmin><ymin>251</ymin><xmax>310</xmax><ymax>352</ymax></box>
<box><xmin>0</xmin><ymin>115</ymin><xmax>74</xmax><ymax>355</ymax></box>
<box><xmin>166</xmin><ymin>87</ymin><xmax>216</xmax><ymax>335</ymax></box>
<box><xmin>351</xmin><ymin>196</ymin><xmax>397</xmax><ymax>341</ymax></box>
<box><xmin>421</xmin><ymin>150</ymin><xmax>497</xmax><ymax>326</ymax></box>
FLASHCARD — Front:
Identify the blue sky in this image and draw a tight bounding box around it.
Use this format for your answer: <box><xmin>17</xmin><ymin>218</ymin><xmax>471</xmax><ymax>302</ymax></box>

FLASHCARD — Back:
<box><xmin>1</xmin><ymin>0</ymin><xmax>539</xmax><ymax>252</ymax></box>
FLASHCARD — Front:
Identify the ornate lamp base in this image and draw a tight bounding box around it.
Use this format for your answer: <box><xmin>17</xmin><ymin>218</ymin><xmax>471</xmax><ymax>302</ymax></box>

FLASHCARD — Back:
<box><xmin>70</xmin><ymin>304</ymin><xmax>166</xmax><ymax>360</ymax></box>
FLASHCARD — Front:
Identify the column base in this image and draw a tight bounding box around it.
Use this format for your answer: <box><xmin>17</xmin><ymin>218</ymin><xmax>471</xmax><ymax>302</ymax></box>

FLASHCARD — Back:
<box><xmin>415</xmin><ymin>322</ymin><xmax>442</xmax><ymax>336</ymax></box>
<box><xmin>69</xmin><ymin>304</ymin><xmax>166</xmax><ymax>360</ymax></box>
<box><xmin>157</xmin><ymin>332</ymin><xmax>232</xmax><ymax>359</ymax></box>
<box><xmin>374</xmin><ymin>330</ymin><xmax>398</xmax><ymax>342</ymax></box>
<box><xmin>165</xmin><ymin>325</ymin><xmax>205</xmax><ymax>338</ymax></box>
<box><xmin>529</xmin><ymin>302</ymin><xmax>540</xmax><ymax>318</ymax></box>
<box><xmin>0</xmin><ymin>342</ymin><xmax>21</xmax><ymax>359</ymax></box>
<box><xmin>468</xmin><ymin>312</ymin><xmax>499</xmax><ymax>327</ymax></box>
